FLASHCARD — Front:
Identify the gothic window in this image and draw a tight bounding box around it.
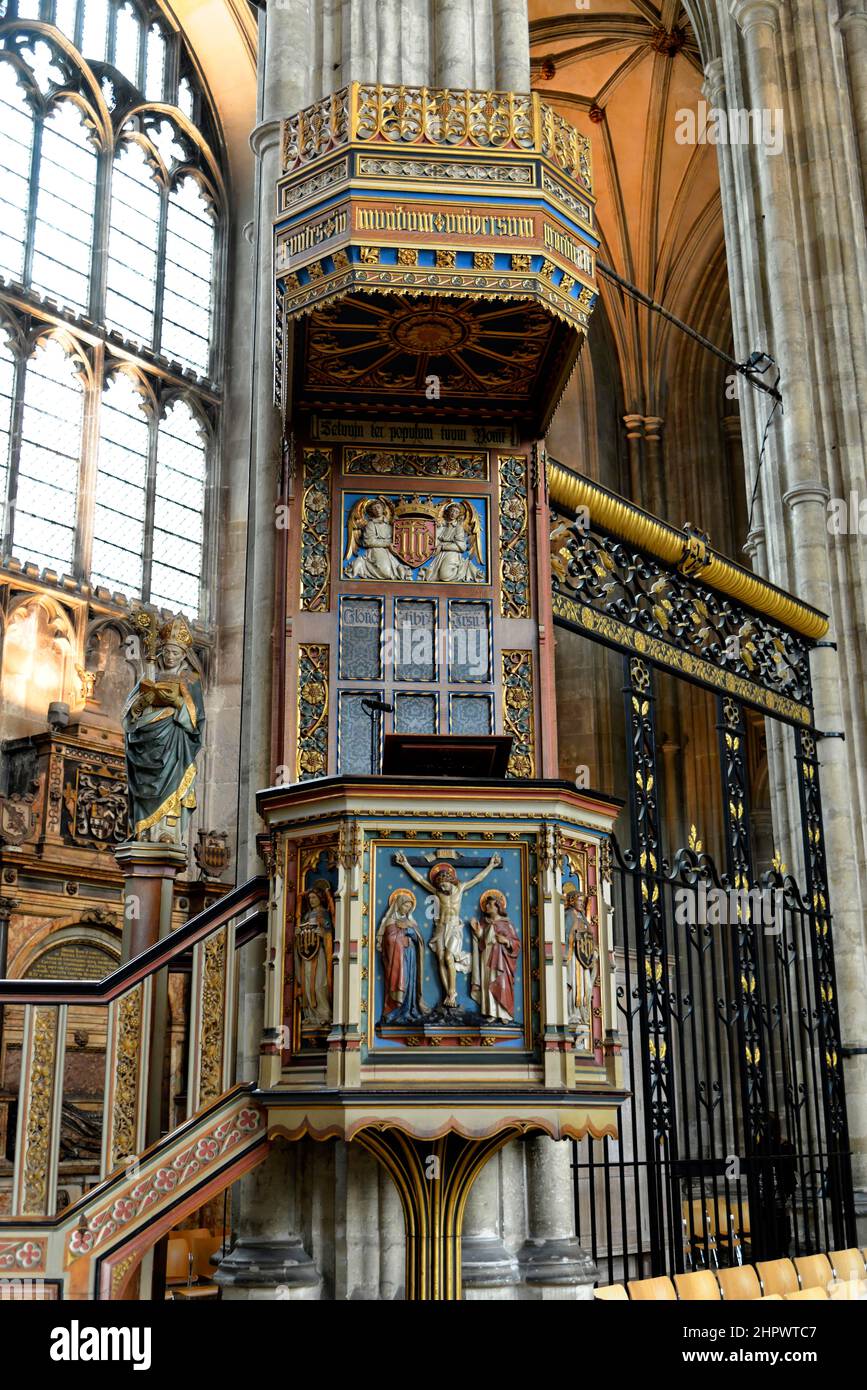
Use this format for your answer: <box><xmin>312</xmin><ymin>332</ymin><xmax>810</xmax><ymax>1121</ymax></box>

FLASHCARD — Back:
<box><xmin>0</xmin><ymin>0</ymin><xmax>224</xmax><ymax>621</ymax></box>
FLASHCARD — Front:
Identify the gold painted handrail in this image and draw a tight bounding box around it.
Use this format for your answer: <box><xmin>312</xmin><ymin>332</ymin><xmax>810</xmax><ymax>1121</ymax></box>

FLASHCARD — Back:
<box><xmin>547</xmin><ymin>460</ymin><xmax>828</xmax><ymax>641</ymax></box>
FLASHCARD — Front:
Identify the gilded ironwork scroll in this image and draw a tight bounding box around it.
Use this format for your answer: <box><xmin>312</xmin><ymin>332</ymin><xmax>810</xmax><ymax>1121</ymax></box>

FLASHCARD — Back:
<box><xmin>622</xmin><ymin>657</ymin><xmax>677</xmax><ymax>1271</ymax></box>
<box><xmin>717</xmin><ymin>696</ymin><xmax>773</xmax><ymax>1252</ymax></box>
<box><xmin>551</xmin><ymin>514</ymin><xmax>814</xmax><ymax>725</ymax></box>
<box><xmin>795</xmin><ymin>728</ymin><xmax>855</xmax><ymax>1245</ymax></box>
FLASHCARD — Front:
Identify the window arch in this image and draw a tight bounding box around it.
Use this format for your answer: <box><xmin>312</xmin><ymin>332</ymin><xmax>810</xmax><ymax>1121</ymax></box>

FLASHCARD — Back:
<box><xmin>0</xmin><ymin>2</ymin><xmax>224</xmax><ymax>621</ymax></box>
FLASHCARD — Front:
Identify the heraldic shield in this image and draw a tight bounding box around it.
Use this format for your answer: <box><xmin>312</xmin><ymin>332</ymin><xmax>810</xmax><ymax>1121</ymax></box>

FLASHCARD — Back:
<box><xmin>392</xmin><ymin>500</ymin><xmax>437</xmax><ymax>568</ymax></box>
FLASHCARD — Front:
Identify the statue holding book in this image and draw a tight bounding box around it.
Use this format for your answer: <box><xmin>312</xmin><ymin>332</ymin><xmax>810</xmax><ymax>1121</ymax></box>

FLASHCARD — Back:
<box><xmin>122</xmin><ymin>613</ymin><xmax>205</xmax><ymax>847</ymax></box>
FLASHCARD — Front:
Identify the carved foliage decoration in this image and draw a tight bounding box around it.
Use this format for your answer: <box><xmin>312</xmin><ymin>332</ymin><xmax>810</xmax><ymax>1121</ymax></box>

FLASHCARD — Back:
<box><xmin>300</xmin><ymin>448</ymin><xmax>332</xmax><ymax>611</ymax></box>
<box><xmin>498</xmin><ymin>455</ymin><xmax>530</xmax><ymax>618</ymax></box>
<box><xmin>199</xmin><ymin>927</ymin><xmax>227</xmax><ymax>1103</ymax></box>
<box><xmin>344</xmin><ymin>447</ymin><xmax>487</xmax><ymax>480</ymax></box>
<box><xmin>501</xmin><ymin>651</ymin><xmax>535</xmax><ymax>778</ymax></box>
<box><xmin>18</xmin><ymin>1006</ymin><xmax>63</xmax><ymax>1214</ymax></box>
<box><xmin>108</xmin><ymin>985</ymin><xmax>144</xmax><ymax>1171</ymax></box>
<box><xmin>297</xmin><ymin>645</ymin><xmax>329</xmax><ymax>781</ymax></box>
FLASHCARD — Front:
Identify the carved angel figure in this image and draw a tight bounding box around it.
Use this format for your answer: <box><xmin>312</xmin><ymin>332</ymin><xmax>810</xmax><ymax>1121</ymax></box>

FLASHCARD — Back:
<box><xmin>344</xmin><ymin>498</ymin><xmax>413</xmax><ymax>581</ymax></box>
<box><xmin>420</xmin><ymin>501</ymin><xmax>484</xmax><ymax>584</ymax></box>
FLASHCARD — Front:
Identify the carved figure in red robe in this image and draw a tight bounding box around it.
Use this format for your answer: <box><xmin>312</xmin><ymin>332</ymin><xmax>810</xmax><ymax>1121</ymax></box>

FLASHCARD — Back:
<box><xmin>469</xmin><ymin>889</ymin><xmax>520</xmax><ymax>1023</ymax></box>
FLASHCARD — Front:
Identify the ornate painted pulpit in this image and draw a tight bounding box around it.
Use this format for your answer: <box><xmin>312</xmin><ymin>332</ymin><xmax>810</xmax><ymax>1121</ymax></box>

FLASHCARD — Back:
<box><xmin>258</xmin><ymin>81</ymin><xmax>627</xmax><ymax>1299</ymax></box>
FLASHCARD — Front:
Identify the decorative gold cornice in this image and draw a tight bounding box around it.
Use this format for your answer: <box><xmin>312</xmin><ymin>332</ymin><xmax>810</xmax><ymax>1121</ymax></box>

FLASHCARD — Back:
<box><xmin>547</xmin><ymin>461</ymin><xmax>828</xmax><ymax>641</ymax></box>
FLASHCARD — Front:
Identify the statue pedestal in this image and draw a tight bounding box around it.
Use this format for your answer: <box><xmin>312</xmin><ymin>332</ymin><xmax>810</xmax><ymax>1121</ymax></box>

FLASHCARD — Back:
<box><xmin>114</xmin><ymin>841</ymin><xmax>188</xmax><ymax>1150</ymax></box>
<box><xmin>115</xmin><ymin>840</ymin><xmax>188</xmax><ymax>960</ymax></box>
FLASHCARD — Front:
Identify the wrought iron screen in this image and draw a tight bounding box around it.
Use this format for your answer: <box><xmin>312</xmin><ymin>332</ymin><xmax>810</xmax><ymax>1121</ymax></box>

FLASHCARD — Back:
<box><xmin>550</xmin><ymin>481</ymin><xmax>856</xmax><ymax>1280</ymax></box>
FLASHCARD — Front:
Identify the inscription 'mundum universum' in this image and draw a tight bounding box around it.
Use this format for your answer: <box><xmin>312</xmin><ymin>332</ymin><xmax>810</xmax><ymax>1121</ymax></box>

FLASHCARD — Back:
<box><xmin>357</xmin><ymin>206</ymin><xmax>534</xmax><ymax>238</ymax></box>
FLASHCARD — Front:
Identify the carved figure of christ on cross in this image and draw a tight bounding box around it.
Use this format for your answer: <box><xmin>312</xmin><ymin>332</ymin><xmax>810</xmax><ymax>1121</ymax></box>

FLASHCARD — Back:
<box><xmin>393</xmin><ymin>852</ymin><xmax>502</xmax><ymax>1008</ymax></box>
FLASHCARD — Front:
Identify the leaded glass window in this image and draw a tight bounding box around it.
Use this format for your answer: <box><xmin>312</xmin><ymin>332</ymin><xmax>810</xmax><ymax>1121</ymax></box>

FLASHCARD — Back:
<box><xmin>0</xmin><ymin>335</ymin><xmax>15</xmax><ymax>544</ymax></box>
<box><xmin>105</xmin><ymin>139</ymin><xmax>161</xmax><ymax>346</ymax></box>
<box><xmin>31</xmin><ymin>98</ymin><xmax>98</xmax><ymax>314</ymax></box>
<box><xmin>151</xmin><ymin>399</ymin><xmax>206</xmax><ymax>614</ymax></box>
<box><xmin>91</xmin><ymin>371</ymin><xmax>149</xmax><ymax>597</ymax></box>
<box><xmin>12</xmin><ymin>336</ymin><xmax>84</xmax><ymax>576</ymax></box>
<box><xmin>0</xmin><ymin>63</ymin><xmax>33</xmax><ymax>285</ymax></box>
<box><xmin>0</xmin><ymin>2</ymin><xmax>224</xmax><ymax>622</ymax></box>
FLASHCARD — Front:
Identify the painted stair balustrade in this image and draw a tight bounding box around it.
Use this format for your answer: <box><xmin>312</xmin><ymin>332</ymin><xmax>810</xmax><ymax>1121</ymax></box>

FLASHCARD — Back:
<box><xmin>0</xmin><ymin>877</ymin><xmax>269</xmax><ymax>1298</ymax></box>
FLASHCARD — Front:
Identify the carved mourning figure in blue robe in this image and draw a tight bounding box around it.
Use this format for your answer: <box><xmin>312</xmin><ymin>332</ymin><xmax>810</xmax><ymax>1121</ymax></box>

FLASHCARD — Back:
<box><xmin>123</xmin><ymin>615</ymin><xmax>204</xmax><ymax>846</ymax></box>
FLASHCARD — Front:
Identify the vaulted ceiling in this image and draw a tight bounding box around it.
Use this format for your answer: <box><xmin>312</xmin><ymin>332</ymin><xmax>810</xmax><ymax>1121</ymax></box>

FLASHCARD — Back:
<box><xmin>529</xmin><ymin>1</ymin><xmax>729</xmax><ymax>416</ymax></box>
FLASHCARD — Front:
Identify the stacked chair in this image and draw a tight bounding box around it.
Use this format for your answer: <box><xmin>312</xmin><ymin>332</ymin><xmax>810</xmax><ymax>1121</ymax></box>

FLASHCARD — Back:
<box><xmin>596</xmin><ymin>1247</ymin><xmax>867</xmax><ymax>1302</ymax></box>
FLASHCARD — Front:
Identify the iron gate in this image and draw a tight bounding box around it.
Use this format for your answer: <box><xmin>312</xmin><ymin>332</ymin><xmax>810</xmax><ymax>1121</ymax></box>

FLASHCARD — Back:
<box><xmin>549</xmin><ymin>471</ymin><xmax>856</xmax><ymax>1281</ymax></box>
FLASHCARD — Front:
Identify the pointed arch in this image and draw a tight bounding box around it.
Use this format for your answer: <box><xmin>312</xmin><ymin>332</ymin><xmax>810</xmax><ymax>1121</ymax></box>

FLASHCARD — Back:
<box><xmin>0</xmin><ymin>2</ymin><xmax>226</xmax><ymax>615</ymax></box>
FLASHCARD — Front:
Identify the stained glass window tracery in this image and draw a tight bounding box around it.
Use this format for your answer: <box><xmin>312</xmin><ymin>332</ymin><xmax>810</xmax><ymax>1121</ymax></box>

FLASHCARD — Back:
<box><xmin>0</xmin><ymin>0</ymin><xmax>223</xmax><ymax>620</ymax></box>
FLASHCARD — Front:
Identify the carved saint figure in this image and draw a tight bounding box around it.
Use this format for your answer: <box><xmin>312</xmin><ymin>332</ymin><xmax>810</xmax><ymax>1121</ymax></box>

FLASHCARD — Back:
<box><xmin>420</xmin><ymin>501</ymin><xmax>484</xmax><ymax>584</ymax></box>
<box><xmin>393</xmin><ymin>853</ymin><xmax>501</xmax><ymax>1008</ymax></box>
<box><xmin>344</xmin><ymin>498</ymin><xmax>413</xmax><ymax>581</ymax></box>
<box><xmin>296</xmin><ymin>880</ymin><xmax>334</xmax><ymax>1029</ymax></box>
<box><xmin>470</xmin><ymin>889</ymin><xmax>521</xmax><ymax>1023</ymax></box>
<box><xmin>122</xmin><ymin>616</ymin><xmax>204</xmax><ymax>846</ymax></box>
<box><xmin>376</xmin><ymin>889</ymin><xmax>428</xmax><ymax>1024</ymax></box>
<box><xmin>564</xmin><ymin>886</ymin><xmax>598</xmax><ymax>1029</ymax></box>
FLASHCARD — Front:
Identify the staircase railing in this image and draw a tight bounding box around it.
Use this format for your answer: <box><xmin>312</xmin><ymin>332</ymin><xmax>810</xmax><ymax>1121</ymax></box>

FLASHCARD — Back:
<box><xmin>0</xmin><ymin>875</ymin><xmax>268</xmax><ymax>1226</ymax></box>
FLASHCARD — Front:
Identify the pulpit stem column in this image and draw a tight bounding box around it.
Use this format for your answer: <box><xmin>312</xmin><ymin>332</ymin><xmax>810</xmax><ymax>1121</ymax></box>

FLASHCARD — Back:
<box><xmin>519</xmin><ymin>1136</ymin><xmax>596</xmax><ymax>1299</ymax></box>
<box><xmin>356</xmin><ymin>1131</ymin><xmax>518</xmax><ymax>1301</ymax></box>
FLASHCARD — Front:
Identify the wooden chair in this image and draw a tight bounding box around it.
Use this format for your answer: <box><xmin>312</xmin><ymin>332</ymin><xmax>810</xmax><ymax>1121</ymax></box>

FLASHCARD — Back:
<box><xmin>784</xmin><ymin>1287</ymin><xmax>828</xmax><ymax>1301</ymax></box>
<box><xmin>165</xmin><ymin>1237</ymin><xmax>192</xmax><ymax>1290</ymax></box>
<box><xmin>707</xmin><ymin>1196</ymin><xmax>744</xmax><ymax>1265</ymax></box>
<box><xmin>716</xmin><ymin>1265</ymin><xmax>762</xmax><ymax>1301</ymax></box>
<box><xmin>191</xmin><ymin>1232</ymin><xmax>224</xmax><ymax>1280</ymax></box>
<box><xmin>830</xmin><ymin>1248</ymin><xmax>867</xmax><ymax>1282</ymax></box>
<box><xmin>756</xmin><ymin>1259</ymin><xmax>799</xmax><ymax>1297</ymax></box>
<box><xmin>794</xmin><ymin>1253</ymin><xmax>833</xmax><ymax>1291</ymax></box>
<box><xmin>674</xmin><ymin>1270</ymin><xmax>721</xmax><ymax>1301</ymax></box>
<box><xmin>627</xmin><ymin>1276</ymin><xmax>677</xmax><ymax>1300</ymax></box>
<box><xmin>683</xmin><ymin>1200</ymin><xmax>718</xmax><ymax>1269</ymax></box>
<box><xmin>594</xmin><ymin>1284</ymin><xmax>629</xmax><ymax>1300</ymax></box>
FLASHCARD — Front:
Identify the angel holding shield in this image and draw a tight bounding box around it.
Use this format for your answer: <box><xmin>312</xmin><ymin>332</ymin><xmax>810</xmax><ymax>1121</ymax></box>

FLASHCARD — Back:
<box><xmin>421</xmin><ymin>500</ymin><xmax>484</xmax><ymax>584</ymax></box>
<box><xmin>344</xmin><ymin>498</ymin><xmax>413</xmax><ymax>581</ymax></box>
